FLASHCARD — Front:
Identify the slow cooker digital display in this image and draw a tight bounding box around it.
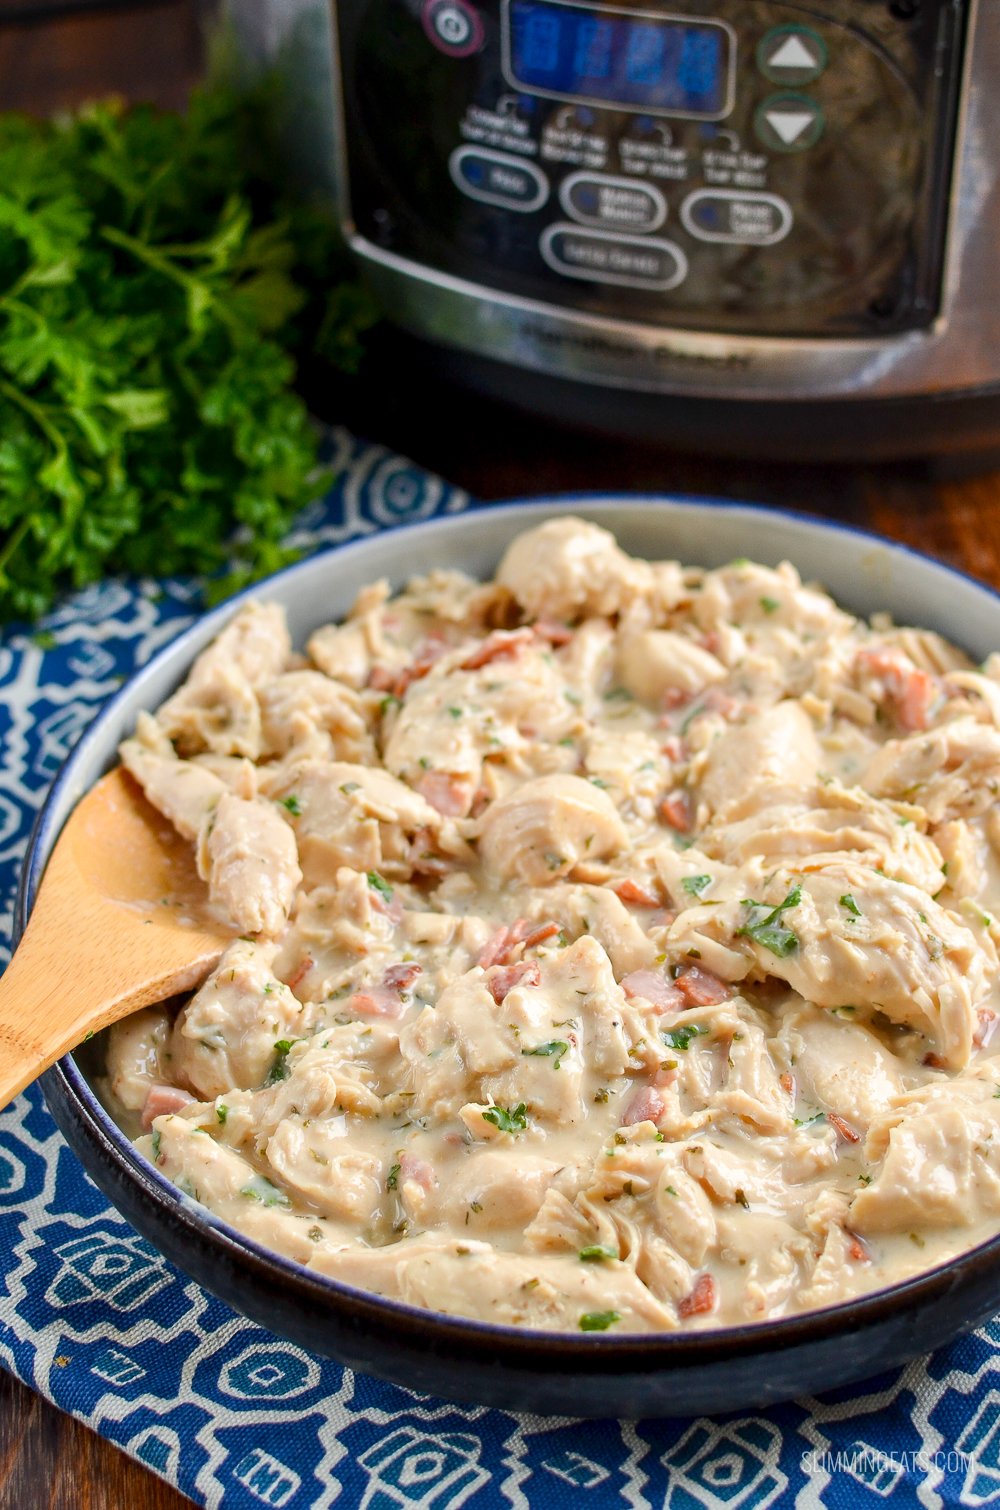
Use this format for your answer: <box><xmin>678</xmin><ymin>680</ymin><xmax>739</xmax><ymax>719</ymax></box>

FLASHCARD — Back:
<box><xmin>502</xmin><ymin>0</ymin><xmax>734</xmax><ymax>118</ymax></box>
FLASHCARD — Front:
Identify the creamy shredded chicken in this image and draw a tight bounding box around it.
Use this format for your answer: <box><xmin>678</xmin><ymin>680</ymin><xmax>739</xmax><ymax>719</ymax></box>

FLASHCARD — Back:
<box><xmin>101</xmin><ymin>517</ymin><xmax>1000</xmax><ymax>1334</ymax></box>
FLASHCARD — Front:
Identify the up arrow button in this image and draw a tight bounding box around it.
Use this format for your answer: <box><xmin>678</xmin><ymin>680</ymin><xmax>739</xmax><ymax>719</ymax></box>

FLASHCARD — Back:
<box><xmin>771</xmin><ymin>37</ymin><xmax>817</xmax><ymax>70</ymax></box>
<box><xmin>758</xmin><ymin>25</ymin><xmax>828</xmax><ymax>85</ymax></box>
<box><xmin>755</xmin><ymin>94</ymin><xmax>825</xmax><ymax>152</ymax></box>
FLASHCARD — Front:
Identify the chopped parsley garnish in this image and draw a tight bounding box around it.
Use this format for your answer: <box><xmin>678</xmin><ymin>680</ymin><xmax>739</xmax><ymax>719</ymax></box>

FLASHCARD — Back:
<box><xmin>737</xmin><ymin>883</ymin><xmax>802</xmax><ymax>957</ymax></box>
<box><xmin>279</xmin><ymin>795</ymin><xmax>302</xmax><ymax>816</ymax></box>
<box><xmin>661</xmin><ymin>1024</ymin><xmax>708</xmax><ymax>1052</ymax></box>
<box><xmin>151</xmin><ymin>1130</ymin><xmax>162</xmax><ymax>1161</ymax></box>
<box><xmin>339</xmin><ymin>781</ymin><xmax>361</xmax><ymax>794</ymax></box>
<box><xmin>265</xmin><ymin>1039</ymin><xmax>293</xmax><ymax>1086</ymax></box>
<box><xmin>579</xmin><ymin>1310</ymin><xmax>621</xmax><ymax>1332</ymax></box>
<box><xmin>603</xmin><ymin>686</ymin><xmax>632</xmax><ymax>702</ymax></box>
<box><xmin>240</xmin><ymin>1176</ymin><xmax>290</xmax><ymax>1208</ymax></box>
<box><xmin>579</xmin><ymin>1245</ymin><xmax>617</xmax><ymax>1262</ymax></box>
<box><xmin>794</xmin><ymin>1111</ymin><xmax>826</xmax><ymax>1129</ymax></box>
<box><xmin>447</xmin><ymin>705</ymin><xmax>463</xmax><ymax>719</ymax></box>
<box><xmin>380</xmin><ymin>694</ymin><xmax>401</xmax><ymax>715</ymax></box>
<box><xmin>386</xmin><ymin>1162</ymin><xmax>400</xmax><ymax>1191</ymax></box>
<box><xmin>482</xmin><ymin>1103</ymin><xmax>528</xmax><ymax>1134</ymax></box>
<box><xmin>839</xmin><ymin>893</ymin><xmax>862</xmax><ymax>918</ymax></box>
<box><xmin>522</xmin><ymin>1040</ymin><xmax>569</xmax><ymax>1067</ymax></box>
<box><xmin>367</xmin><ymin>871</ymin><xmax>394</xmax><ymax>903</ymax></box>
<box><xmin>760</xmin><ymin>596</ymin><xmax>780</xmax><ymax>614</ymax></box>
<box><xmin>682</xmin><ymin>874</ymin><xmax>712</xmax><ymax>898</ymax></box>
<box><xmin>216</xmin><ymin>1104</ymin><xmax>229</xmax><ymax>1125</ymax></box>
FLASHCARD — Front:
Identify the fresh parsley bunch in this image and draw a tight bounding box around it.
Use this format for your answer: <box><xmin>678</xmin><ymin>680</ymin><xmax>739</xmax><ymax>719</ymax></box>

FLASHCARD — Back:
<box><xmin>0</xmin><ymin>88</ymin><xmax>376</xmax><ymax>622</ymax></box>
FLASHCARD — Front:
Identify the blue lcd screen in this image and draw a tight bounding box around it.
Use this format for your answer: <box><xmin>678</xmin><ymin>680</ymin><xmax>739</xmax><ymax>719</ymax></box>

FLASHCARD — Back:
<box><xmin>506</xmin><ymin>1</ymin><xmax>729</xmax><ymax>116</ymax></box>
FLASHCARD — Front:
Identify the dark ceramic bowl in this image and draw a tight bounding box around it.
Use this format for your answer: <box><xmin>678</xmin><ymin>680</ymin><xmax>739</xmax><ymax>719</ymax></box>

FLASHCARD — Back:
<box><xmin>20</xmin><ymin>497</ymin><xmax>1000</xmax><ymax>1418</ymax></box>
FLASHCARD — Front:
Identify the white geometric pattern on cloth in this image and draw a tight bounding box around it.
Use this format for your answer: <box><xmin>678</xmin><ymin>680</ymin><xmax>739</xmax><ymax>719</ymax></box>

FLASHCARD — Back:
<box><xmin>0</xmin><ymin>430</ymin><xmax>995</xmax><ymax>1508</ymax></box>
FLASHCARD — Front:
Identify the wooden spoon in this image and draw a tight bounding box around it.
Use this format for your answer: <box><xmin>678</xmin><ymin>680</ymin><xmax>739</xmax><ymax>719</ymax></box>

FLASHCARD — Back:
<box><xmin>0</xmin><ymin>767</ymin><xmax>231</xmax><ymax>1113</ymax></box>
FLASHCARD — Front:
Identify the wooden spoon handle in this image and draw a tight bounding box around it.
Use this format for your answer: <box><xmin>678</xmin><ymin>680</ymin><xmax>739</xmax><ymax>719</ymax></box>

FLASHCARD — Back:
<box><xmin>0</xmin><ymin>901</ymin><xmax>222</xmax><ymax>1111</ymax></box>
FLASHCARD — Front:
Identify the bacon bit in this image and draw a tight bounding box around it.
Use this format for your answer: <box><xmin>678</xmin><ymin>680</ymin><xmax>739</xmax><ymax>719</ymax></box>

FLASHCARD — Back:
<box><xmin>383</xmin><ymin>961</ymin><xmax>422</xmax><ymax>992</ymax></box>
<box><xmin>703</xmin><ymin>687</ymin><xmax>742</xmax><ymax>720</ymax></box>
<box><xmin>370</xmin><ymin>889</ymin><xmax>404</xmax><ymax>924</ymax></box>
<box><xmin>659</xmin><ymin>790</ymin><xmax>692</xmax><ymax>833</ymax></box>
<box><xmin>351</xmin><ymin>985</ymin><xmax>407</xmax><ymax>1018</ymax></box>
<box><xmin>660</xmin><ymin>736</ymin><xmax>685</xmax><ymax>761</ymax></box>
<box><xmin>460</xmin><ymin>628</ymin><xmax>534</xmax><ymax>671</ymax></box>
<box><xmin>678</xmin><ymin>1272</ymin><xmax>717</xmax><ymax>1318</ymax></box>
<box><xmin>845</xmin><ymin>1229</ymin><xmax>872</xmax><ymax>1263</ymax></box>
<box><xmin>480</xmin><ymin>924</ymin><xmax>513</xmax><ymax>968</ymax></box>
<box><xmin>142</xmin><ymin>1084</ymin><xmax>195</xmax><ymax>1130</ymax></box>
<box><xmin>409</xmin><ymin>828</ymin><xmax>449</xmax><ymax>875</ymax></box>
<box><xmin>857</xmin><ymin>647</ymin><xmax>937</xmax><ymax>732</ymax></box>
<box><xmin>613</xmin><ymin>878</ymin><xmax>662</xmax><ymax>908</ymax></box>
<box><xmin>392</xmin><ymin>633</ymin><xmax>450</xmax><ymax>697</ymax></box>
<box><xmin>620</xmin><ymin>969</ymin><xmax>685</xmax><ymax>1012</ymax></box>
<box><xmin>367</xmin><ymin>664</ymin><xmax>397</xmax><ymax>692</ymax></box>
<box><xmin>523</xmin><ymin>921</ymin><xmax>561</xmax><ymax>949</ymax></box>
<box><xmin>417</xmin><ymin>770</ymin><xmax>472</xmax><ymax>817</ymax></box>
<box><xmin>675</xmin><ymin>966</ymin><xmax>732</xmax><ymax>1006</ymax></box>
<box><xmin>485</xmin><ymin>960</ymin><xmax>541</xmax><ymax>1004</ymax></box>
<box><xmin>399</xmin><ymin>1152</ymin><xmax>436</xmax><ymax>1190</ymax></box>
<box><xmin>975</xmin><ymin>1009</ymin><xmax>998</xmax><ymax>1050</ymax></box>
<box><xmin>286</xmin><ymin>955</ymin><xmax>314</xmax><ymax>992</ymax></box>
<box><xmin>622</xmin><ymin>1085</ymin><xmax>667</xmax><ymax>1127</ymax></box>
<box><xmin>922</xmin><ymin>1051</ymin><xmax>947</xmax><ymax>1070</ymax></box>
<box><xmin>660</xmin><ymin>688</ymin><xmax>691</xmax><ymax>712</ymax></box>
<box><xmin>828</xmin><ymin>1112</ymin><xmax>861</xmax><ymax>1144</ymax></box>
<box><xmin>779</xmin><ymin>1072</ymin><xmax>795</xmax><ymax>1096</ymax></box>
<box><xmin>469</xmin><ymin>785</ymin><xmax>491</xmax><ymax>820</ymax></box>
<box><xmin>532</xmin><ymin>619</ymin><xmax>573</xmax><ymax>646</ymax></box>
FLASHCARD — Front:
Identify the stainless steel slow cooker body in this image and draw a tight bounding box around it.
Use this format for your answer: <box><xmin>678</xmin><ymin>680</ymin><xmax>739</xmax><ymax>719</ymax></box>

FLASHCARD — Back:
<box><xmin>231</xmin><ymin>1</ymin><xmax>1000</xmax><ymax>458</ymax></box>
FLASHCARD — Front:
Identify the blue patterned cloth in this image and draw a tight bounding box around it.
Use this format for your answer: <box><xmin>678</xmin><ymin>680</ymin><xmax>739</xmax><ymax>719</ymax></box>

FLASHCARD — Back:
<box><xmin>1</xmin><ymin>431</ymin><xmax>999</xmax><ymax>1509</ymax></box>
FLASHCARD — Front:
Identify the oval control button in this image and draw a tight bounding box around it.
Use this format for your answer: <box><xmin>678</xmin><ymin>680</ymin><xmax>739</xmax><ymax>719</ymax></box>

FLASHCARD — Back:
<box><xmin>540</xmin><ymin>225</ymin><xmax>687</xmax><ymax>291</ymax></box>
<box><xmin>560</xmin><ymin>173</ymin><xmax>666</xmax><ymax>233</ymax></box>
<box><xmin>449</xmin><ymin>148</ymin><xmax>549</xmax><ymax>212</ymax></box>
<box><xmin>681</xmin><ymin>189</ymin><xmax>792</xmax><ymax>246</ymax></box>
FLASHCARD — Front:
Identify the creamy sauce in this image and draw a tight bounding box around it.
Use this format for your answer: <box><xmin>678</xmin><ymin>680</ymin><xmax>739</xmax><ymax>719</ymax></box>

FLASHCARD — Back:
<box><xmin>99</xmin><ymin>517</ymin><xmax>1000</xmax><ymax>1333</ymax></box>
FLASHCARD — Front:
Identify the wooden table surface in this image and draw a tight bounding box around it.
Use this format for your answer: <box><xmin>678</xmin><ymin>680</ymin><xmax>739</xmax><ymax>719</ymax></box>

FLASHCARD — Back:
<box><xmin>2</xmin><ymin>4</ymin><xmax>1000</xmax><ymax>1507</ymax></box>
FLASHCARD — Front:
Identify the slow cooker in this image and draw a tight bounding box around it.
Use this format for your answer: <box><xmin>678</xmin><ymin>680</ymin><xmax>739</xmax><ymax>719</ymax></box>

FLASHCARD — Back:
<box><xmin>229</xmin><ymin>0</ymin><xmax>1000</xmax><ymax>461</ymax></box>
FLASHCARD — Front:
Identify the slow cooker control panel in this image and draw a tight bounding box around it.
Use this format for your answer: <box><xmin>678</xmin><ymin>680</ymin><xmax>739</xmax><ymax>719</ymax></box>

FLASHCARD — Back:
<box><xmin>336</xmin><ymin>0</ymin><xmax>968</xmax><ymax>336</ymax></box>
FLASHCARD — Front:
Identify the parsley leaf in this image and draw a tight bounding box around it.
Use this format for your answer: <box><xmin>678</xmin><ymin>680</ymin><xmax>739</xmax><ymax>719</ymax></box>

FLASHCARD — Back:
<box><xmin>240</xmin><ymin>1175</ymin><xmax>290</xmax><ymax>1208</ymax></box>
<box><xmin>522</xmin><ymin>1040</ymin><xmax>569</xmax><ymax>1067</ymax></box>
<box><xmin>840</xmin><ymin>893</ymin><xmax>862</xmax><ymax>918</ymax></box>
<box><xmin>482</xmin><ymin>1103</ymin><xmax>528</xmax><ymax>1134</ymax></box>
<box><xmin>579</xmin><ymin>1310</ymin><xmax>621</xmax><ymax>1332</ymax></box>
<box><xmin>579</xmin><ymin>1245</ymin><xmax>617</xmax><ymax>1262</ymax></box>
<box><xmin>737</xmin><ymin>884</ymin><xmax>802</xmax><ymax>957</ymax></box>
<box><xmin>661</xmin><ymin>1024</ymin><xmax>708</xmax><ymax>1052</ymax></box>
<box><xmin>366</xmin><ymin>871</ymin><xmax>393</xmax><ymax>903</ymax></box>
<box><xmin>682</xmin><ymin>874</ymin><xmax>712</xmax><ymax>898</ymax></box>
<box><xmin>265</xmin><ymin>1039</ymin><xmax>293</xmax><ymax>1086</ymax></box>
